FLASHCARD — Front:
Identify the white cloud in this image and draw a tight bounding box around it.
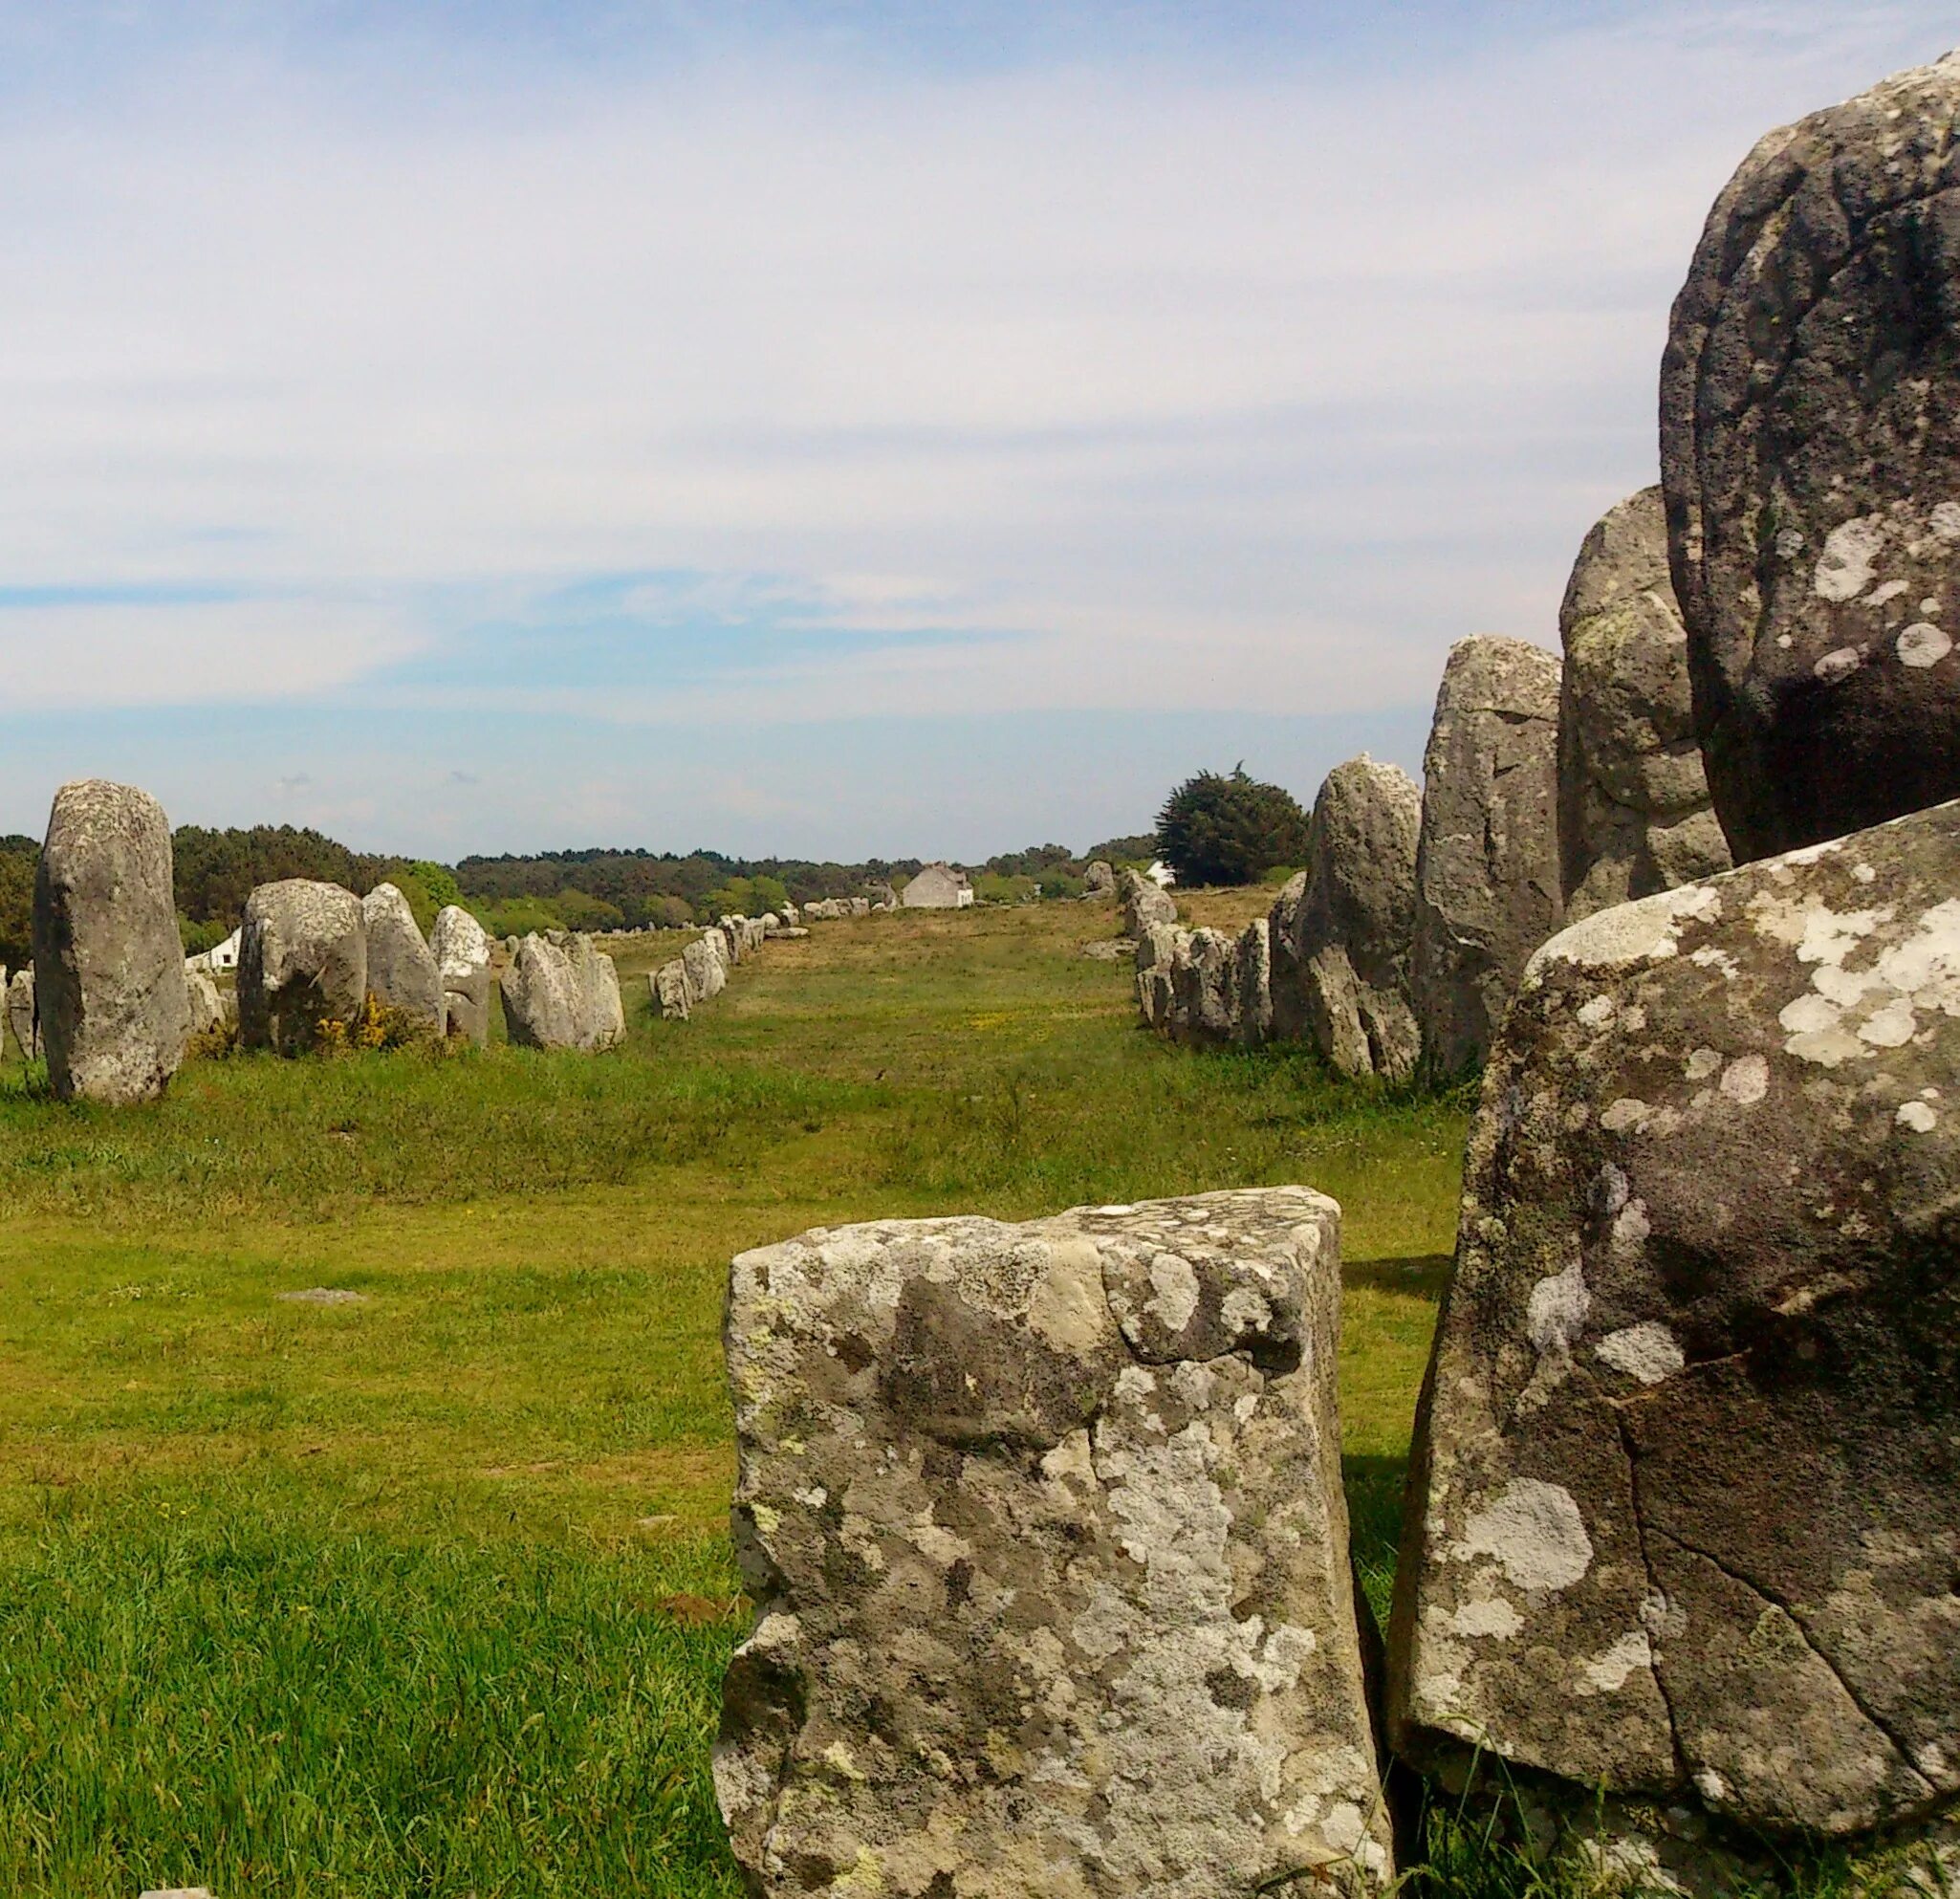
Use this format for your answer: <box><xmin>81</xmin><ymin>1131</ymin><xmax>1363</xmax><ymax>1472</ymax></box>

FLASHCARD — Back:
<box><xmin>0</xmin><ymin>1</ymin><xmax>1950</xmax><ymax>741</ymax></box>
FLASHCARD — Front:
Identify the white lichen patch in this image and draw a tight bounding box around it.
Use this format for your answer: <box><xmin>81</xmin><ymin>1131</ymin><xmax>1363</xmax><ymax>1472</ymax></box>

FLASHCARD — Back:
<box><xmin>1775</xmin><ymin>897</ymin><xmax>1960</xmax><ymax>1066</ymax></box>
<box><xmin>1579</xmin><ymin>995</ymin><xmax>1618</xmax><ymax>1028</ymax></box>
<box><xmin>1455</xmin><ymin>1479</ymin><xmax>1595</xmax><ymax>1593</ymax></box>
<box><xmin>1144</xmin><ymin>1252</ymin><xmax>1201</xmax><ymax>1333</ymax></box>
<box><xmin>1575</xmin><ymin>1629</ymin><xmax>1654</xmax><ymax>1695</ymax></box>
<box><xmin>1527</xmin><ymin>1257</ymin><xmax>1591</xmax><ymax>1358</ymax></box>
<box><xmin>1534</xmin><ymin>884</ymin><xmax>1722</xmax><ymax>976</ymax></box>
<box><xmin>1596</xmin><ymin>1323</ymin><xmax>1686</xmax><ymax>1386</ymax></box>
<box><xmin>1899</xmin><ymin>622</ymin><xmax>1953</xmax><ymax>667</ymax></box>
<box><xmin>1450</xmin><ymin>1595</ymin><xmax>1525</xmax><ymax>1640</ymax></box>
<box><xmin>1897</xmin><ymin>1100</ymin><xmax>1939</xmax><ymax>1133</ymax></box>
<box><xmin>1814</xmin><ymin>645</ymin><xmax>1864</xmax><ymax>684</ymax></box>
<box><xmin>1601</xmin><ymin>1099</ymin><xmax>1651</xmax><ymax>1134</ymax></box>
<box><xmin>1685</xmin><ymin>1048</ymin><xmax>1723</xmax><ymax>1081</ymax></box>
<box><xmin>1814</xmin><ymin>515</ymin><xmax>1885</xmax><ymax>600</ymax></box>
<box><xmin>1719</xmin><ymin>1054</ymin><xmax>1771</xmax><ymax>1105</ymax></box>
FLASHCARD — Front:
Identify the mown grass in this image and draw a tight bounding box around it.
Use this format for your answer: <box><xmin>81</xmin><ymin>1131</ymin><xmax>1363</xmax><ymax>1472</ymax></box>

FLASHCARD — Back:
<box><xmin>0</xmin><ymin>897</ymin><xmax>1467</xmax><ymax>1895</ymax></box>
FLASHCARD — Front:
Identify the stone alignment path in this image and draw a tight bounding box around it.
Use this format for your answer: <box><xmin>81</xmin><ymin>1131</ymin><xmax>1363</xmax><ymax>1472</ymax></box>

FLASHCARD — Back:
<box><xmin>718</xmin><ymin>1188</ymin><xmax>1393</xmax><ymax>1899</ymax></box>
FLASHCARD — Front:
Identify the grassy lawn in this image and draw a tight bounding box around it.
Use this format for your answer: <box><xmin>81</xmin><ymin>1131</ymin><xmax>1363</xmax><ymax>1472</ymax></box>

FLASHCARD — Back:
<box><xmin>0</xmin><ymin>896</ymin><xmax>1466</xmax><ymax>1897</ymax></box>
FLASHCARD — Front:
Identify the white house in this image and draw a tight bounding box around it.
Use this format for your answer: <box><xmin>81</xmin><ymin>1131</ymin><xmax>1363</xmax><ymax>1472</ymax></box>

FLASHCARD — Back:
<box><xmin>901</xmin><ymin>863</ymin><xmax>974</xmax><ymax>909</ymax></box>
<box><xmin>191</xmin><ymin>927</ymin><xmax>242</xmax><ymax>974</ymax></box>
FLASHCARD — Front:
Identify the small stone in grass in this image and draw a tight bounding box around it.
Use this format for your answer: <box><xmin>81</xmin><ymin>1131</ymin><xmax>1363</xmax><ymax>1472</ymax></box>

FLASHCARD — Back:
<box><xmin>276</xmin><ymin>1287</ymin><xmax>366</xmax><ymax>1306</ymax></box>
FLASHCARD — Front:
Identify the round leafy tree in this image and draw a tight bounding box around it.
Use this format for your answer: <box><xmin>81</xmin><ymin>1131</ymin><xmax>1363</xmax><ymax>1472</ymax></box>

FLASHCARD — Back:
<box><xmin>1153</xmin><ymin>765</ymin><xmax>1310</xmax><ymax>887</ymax></box>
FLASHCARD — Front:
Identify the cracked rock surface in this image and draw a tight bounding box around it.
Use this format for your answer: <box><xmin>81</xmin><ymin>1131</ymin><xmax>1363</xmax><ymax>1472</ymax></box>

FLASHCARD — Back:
<box><xmin>1412</xmin><ymin>636</ymin><xmax>1564</xmax><ymax>1080</ymax></box>
<box><xmin>717</xmin><ymin>1188</ymin><xmax>1393</xmax><ymax>1898</ymax></box>
<box><xmin>1388</xmin><ymin>798</ymin><xmax>1960</xmax><ymax>1854</ymax></box>
<box><xmin>1271</xmin><ymin>755</ymin><xmax>1421</xmax><ymax>1081</ymax></box>
<box><xmin>1557</xmin><ymin>489</ymin><xmax>1731</xmax><ymax>923</ymax></box>
<box><xmin>1662</xmin><ymin>53</ymin><xmax>1960</xmax><ymax>863</ymax></box>
<box><xmin>238</xmin><ymin>879</ymin><xmax>366</xmax><ymax>1056</ymax></box>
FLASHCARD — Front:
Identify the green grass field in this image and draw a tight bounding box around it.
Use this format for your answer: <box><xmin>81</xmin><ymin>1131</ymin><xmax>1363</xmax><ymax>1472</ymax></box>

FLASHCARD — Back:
<box><xmin>0</xmin><ymin>897</ymin><xmax>1468</xmax><ymax>1896</ymax></box>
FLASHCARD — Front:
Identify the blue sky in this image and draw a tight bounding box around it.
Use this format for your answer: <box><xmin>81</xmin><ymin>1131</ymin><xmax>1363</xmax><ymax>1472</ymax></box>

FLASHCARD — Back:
<box><xmin>0</xmin><ymin>2</ymin><xmax>1954</xmax><ymax>860</ymax></box>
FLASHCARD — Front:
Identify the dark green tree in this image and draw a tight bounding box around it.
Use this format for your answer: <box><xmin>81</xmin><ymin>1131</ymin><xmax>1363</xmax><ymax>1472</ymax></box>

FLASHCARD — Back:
<box><xmin>1152</xmin><ymin>766</ymin><xmax>1310</xmax><ymax>887</ymax></box>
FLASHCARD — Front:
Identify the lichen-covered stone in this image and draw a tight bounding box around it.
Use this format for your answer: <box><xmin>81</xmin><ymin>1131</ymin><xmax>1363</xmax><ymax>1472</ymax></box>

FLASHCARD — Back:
<box><xmin>683</xmin><ymin>934</ymin><xmax>727</xmax><ymax>1005</ymax></box>
<box><xmin>1388</xmin><ymin>798</ymin><xmax>1960</xmax><ymax>1870</ymax></box>
<box><xmin>1272</xmin><ymin>756</ymin><xmax>1421</xmax><ymax>1080</ymax></box>
<box><xmin>33</xmin><ymin>779</ymin><xmax>189</xmax><ymax>1103</ymax></box>
<box><xmin>1662</xmin><ymin>54</ymin><xmax>1960</xmax><ymax>862</ymax></box>
<box><xmin>653</xmin><ymin>960</ymin><xmax>691</xmax><ymax>1020</ymax></box>
<box><xmin>1558</xmin><ymin>489</ymin><xmax>1731</xmax><ymax>920</ymax></box>
<box><xmin>566</xmin><ymin>935</ymin><xmax>625</xmax><ymax>1050</ymax></box>
<box><xmin>431</xmin><ymin>905</ymin><xmax>492</xmax><ymax>1044</ymax></box>
<box><xmin>184</xmin><ymin>966</ymin><xmax>226</xmax><ymax>1037</ymax></box>
<box><xmin>239</xmin><ymin>880</ymin><xmax>366</xmax><ymax>1055</ymax></box>
<box><xmin>1120</xmin><ymin>865</ymin><xmax>1177</xmax><ymax>937</ymax></box>
<box><xmin>500</xmin><ymin>934</ymin><xmax>580</xmax><ymax>1049</ymax></box>
<box><xmin>1084</xmin><ymin>860</ymin><xmax>1116</xmax><ymax>898</ymax></box>
<box><xmin>7</xmin><ymin>965</ymin><xmax>37</xmax><ymax>1059</ymax></box>
<box><xmin>719</xmin><ymin>1188</ymin><xmax>1393</xmax><ymax>1898</ymax></box>
<box><xmin>360</xmin><ymin>884</ymin><xmax>443</xmax><ymax>1030</ymax></box>
<box><xmin>1412</xmin><ymin>636</ymin><xmax>1563</xmax><ymax>1078</ymax></box>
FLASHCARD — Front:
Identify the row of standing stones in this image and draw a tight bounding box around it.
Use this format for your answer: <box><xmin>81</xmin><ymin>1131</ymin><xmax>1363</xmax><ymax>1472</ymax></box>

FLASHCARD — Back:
<box><xmin>648</xmin><ymin>899</ymin><xmax>880</xmax><ymax>1022</ymax></box>
<box><xmin>1134</xmin><ymin>482</ymin><xmax>1731</xmax><ymax>1084</ymax></box>
<box><xmin>718</xmin><ymin>52</ymin><xmax>1960</xmax><ymax>1896</ymax></box>
<box><xmin>7</xmin><ymin>778</ymin><xmax>661</xmax><ymax>1101</ymax></box>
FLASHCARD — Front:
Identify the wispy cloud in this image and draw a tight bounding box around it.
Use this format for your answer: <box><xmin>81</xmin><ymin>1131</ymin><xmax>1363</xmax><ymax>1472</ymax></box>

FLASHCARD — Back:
<box><xmin>0</xmin><ymin>2</ymin><xmax>1951</xmax><ymax>848</ymax></box>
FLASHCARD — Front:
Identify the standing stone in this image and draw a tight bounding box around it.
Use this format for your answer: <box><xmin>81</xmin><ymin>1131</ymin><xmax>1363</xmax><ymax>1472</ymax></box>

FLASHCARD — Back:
<box><xmin>719</xmin><ymin>1189</ymin><xmax>1394</xmax><ymax>1898</ymax></box>
<box><xmin>1388</xmin><ymin>800</ymin><xmax>1960</xmax><ymax>1886</ymax></box>
<box><xmin>184</xmin><ymin>965</ymin><xmax>226</xmax><ymax>1037</ymax></box>
<box><xmin>1411</xmin><ymin>636</ymin><xmax>1562</xmax><ymax>1078</ymax></box>
<box><xmin>1557</xmin><ymin>488</ymin><xmax>1731</xmax><ymax>922</ymax></box>
<box><xmin>7</xmin><ymin>966</ymin><xmax>37</xmax><ymax>1059</ymax></box>
<box><xmin>360</xmin><ymin>884</ymin><xmax>442</xmax><ymax>1030</ymax></box>
<box><xmin>1273</xmin><ymin>757</ymin><xmax>1422</xmax><ymax>1080</ymax></box>
<box><xmin>431</xmin><ymin>906</ymin><xmax>492</xmax><ymax>1045</ymax></box>
<box><xmin>239</xmin><ymin>880</ymin><xmax>367</xmax><ymax>1055</ymax></box>
<box><xmin>1082</xmin><ymin>859</ymin><xmax>1116</xmax><ymax>897</ymax></box>
<box><xmin>499</xmin><ymin>933</ymin><xmax>581</xmax><ymax>1049</ymax></box>
<box><xmin>33</xmin><ymin>779</ymin><xmax>189</xmax><ymax>1104</ymax></box>
<box><xmin>1230</xmin><ymin>915</ymin><xmax>1273</xmax><ymax>1047</ymax></box>
<box><xmin>683</xmin><ymin>936</ymin><xmax>727</xmax><ymax>1005</ymax></box>
<box><xmin>1135</xmin><ymin>923</ymin><xmax>1186</xmax><ymax>1037</ymax></box>
<box><xmin>567</xmin><ymin>935</ymin><xmax>625</xmax><ymax>1051</ymax></box>
<box><xmin>1662</xmin><ymin>54</ymin><xmax>1960</xmax><ymax>862</ymax></box>
<box><xmin>1171</xmin><ymin>927</ymin><xmax>1237</xmax><ymax>1046</ymax></box>
<box><xmin>653</xmin><ymin>960</ymin><xmax>691</xmax><ymax>1021</ymax></box>
<box><xmin>1119</xmin><ymin>865</ymin><xmax>1177</xmax><ymax>936</ymax></box>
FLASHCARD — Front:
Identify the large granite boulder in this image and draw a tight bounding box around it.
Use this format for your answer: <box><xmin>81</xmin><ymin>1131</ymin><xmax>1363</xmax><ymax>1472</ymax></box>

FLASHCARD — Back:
<box><xmin>1119</xmin><ymin>865</ymin><xmax>1177</xmax><ymax>937</ymax></box>
<box><xmin>430</xmin><ymin>906</ymin><xmax>492</xmax><ymax>1044</ymax></box>
<box><xmin>239</xmin><ymin>880</ymin><xmax>367</xmax><ymax>1055</ymax></box>
<box><xmin>1662</xmin><ymin>54</ymin><xmax>1960</xmax><ymax>863</ymax></box>
<box><xmin>1082</xmin><ymin>859</ymin><xmax>1116</xmax><ymax>898</ymax></box>
<box><xmin>33</xmin><ymin>779</ymin><xmax>190</xmax><ymax>1103</ymax></box>
<box><xmin>1171</xmin><ymin>927</ymin><xmax>1237</xmax><ymax>1046</ymax></box>
<box><xmin>1273</xmin><ymin>756</ymin><xmax>1421</xmax><ymax>1080</ymax></box>
<box><xmin>567</xmin><ymin>936</ymin><xmax>625</xmax><ymax>1051</ymax></box>
<box><xmin>7</xmin><ymin>966</ymin><xmax>37</xmax><ymax>1059</ymax></box>
<box><xmin>1135</xmin><ymin>922</ymin><xmax>1185</xmax><ymax>1037</ymax></box>
<box><xmin>719</xmin><ymin>1188</ymin><xmax>1394</xmax><ymax>1897</ymax></box>
<box><xmin>1411</xmin><ymin>635</ymin><xmax>1563</xmax><ymax>1078</ymax></box>
<box><xmin>360</xmin><ymin>884</ymin><xmax>442</xmax><ymax>1030</ymax></box>
<box><xmin>1388</xmin><ymin>799</ymin><xmax>1960</xmax><ymax>1883</ymax></box>
<box><xmin>499</xmin><ymin>933</ymin><xmax>580</xmax><ymax>1049</ymax></box>
<box><xmin>1558</xmin><ymin>489</ymin><xmax>1731</xmax><ymax>920</ymax></box>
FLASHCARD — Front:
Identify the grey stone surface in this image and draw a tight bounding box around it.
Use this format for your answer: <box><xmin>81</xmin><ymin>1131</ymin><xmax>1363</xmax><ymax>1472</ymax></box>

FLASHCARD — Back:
<box><xmin>239</xmin><ymin>880</ymin><xmax>366</xmax><ymax>1056</ymax></box>
<box><xmin>1083</xmin><ymin>859</ymin><xmax>1116</xmax><ymax>897</ymax></box>
<box><xmin>1411</xmin><ymin>635</ymin><xmax>1563</xmax><ymax>1078</ymax></box>
<box><xmin>719</xmin><ymin>1188</ymin><xmax>1393</xmax><ymax>1897</ymax></box>
<box><xmin>33</xmin><ymin>779</ymin><xmax>190</xmax><ymax>1103</ymax></box>
<box><xmin>1389</xmin><ymin>798</ymin><xmax>1960</xmax><ymax>1867</ymax></box>
<box><xmin>499</xmin><ymin>933</ymin><xmax>581</xmax><ymax>1049</ymax></box>
<box><xmin>654</xmin><ymin>960</ymin><xmax>691</xmax><ymax>1020</ymax></box>
<box><xmin>7</xmin><ymin>965</ymin><xmax>36</xmax><ymax>1059</ymax></box>
<box><xmin>1120</xmin><ymin>866</ymin><xmax>1177</xmax><ymax>937</ymax></box>
<box><xmin>1273</xmin><ymin>756</ymin><xmax>1422</xmax><ymax>1080</ymax></box>
<box><xmin>431</xmin><ymin>905</ymin><xmax>492</xmax><ymax>1045</ymax></box>
<box><xmin>360</xmin><ymin>883</ymin><xmax>443</xmax><ymax>1029</ymax></box>
<box><xmin>1662</xmin><ymin>53</ymin><xmax>1960</xmax><ymax>863</ymax></box>
<box><xmin>1171</xmin><ymin>927</ymin><xmax>1237</xmax><ymax>1046</ymax></box>
<box><xmin>684</xmin><ymin>934</ymin><xmax>727</xmax><ymax>1004</ymax></box>
<box><xmin>567</xmin><ymin>935</ymin><xmax>625</xmax><ymax>1050</ymax></box>
<box><xmin>1558</xmin><ymin>488</ymin><xmax>1731</xmax><ymax>922</ymax></box>
<box><xmin>1230</xmin><ymin>916</ymin><xmax>1273</xmax><ymax>1047</ymax></box>
<box><xmin>184</xmin><ymin>965</ymin><xmax>226</xmax><ymax>1037</ymax></box>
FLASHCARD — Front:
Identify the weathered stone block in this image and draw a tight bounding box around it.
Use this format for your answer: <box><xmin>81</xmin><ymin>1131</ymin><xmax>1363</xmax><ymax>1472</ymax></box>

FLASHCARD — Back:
<box><xmin>719</xmin><ymin>1188</ymin><xmax>1393</xmax><ymax>1898</ymax></box>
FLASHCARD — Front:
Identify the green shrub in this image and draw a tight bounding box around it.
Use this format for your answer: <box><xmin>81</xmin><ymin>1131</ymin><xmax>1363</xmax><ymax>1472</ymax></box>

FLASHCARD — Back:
<box><xmin>1154</xmin><ymin>766</ymin><xmax>1310</xmax><ymax>887</ymax></box>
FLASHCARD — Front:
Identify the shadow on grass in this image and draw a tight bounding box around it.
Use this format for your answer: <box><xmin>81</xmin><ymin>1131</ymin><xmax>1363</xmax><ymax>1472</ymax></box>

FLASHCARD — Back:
<box><xmin>1347</xmin><ymin>1253</ymin><xmax>1453</xmax><ymax>1299</ymax></box>
<box><xmin>1344</xmin><ymin>1452</ymin><xmax>1407</xmax><ymax>1627</ymax></box>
